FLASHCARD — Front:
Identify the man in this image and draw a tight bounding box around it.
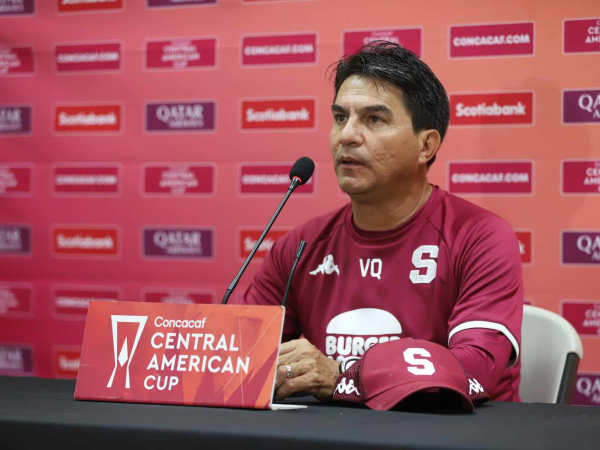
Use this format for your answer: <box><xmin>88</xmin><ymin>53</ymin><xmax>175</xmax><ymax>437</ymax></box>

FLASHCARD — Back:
<box><xmin>241</xmin><ymin>41</ymin><xmax>523</xmax><ymax>404</ymax></box>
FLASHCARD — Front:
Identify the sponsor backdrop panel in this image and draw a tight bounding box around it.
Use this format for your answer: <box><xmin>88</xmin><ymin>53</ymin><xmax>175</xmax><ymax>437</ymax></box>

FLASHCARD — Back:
<box><xmin>0</xmin><ymin>0</ymin><xmax>599</xmax><ymax>406</ymax></box>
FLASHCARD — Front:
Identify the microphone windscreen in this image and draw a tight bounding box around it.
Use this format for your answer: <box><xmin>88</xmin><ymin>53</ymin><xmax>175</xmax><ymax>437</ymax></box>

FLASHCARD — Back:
<box><xmin>289</xmin><ymin>157</ymin><xmax>315</xmax><ymax>185</ymax></box>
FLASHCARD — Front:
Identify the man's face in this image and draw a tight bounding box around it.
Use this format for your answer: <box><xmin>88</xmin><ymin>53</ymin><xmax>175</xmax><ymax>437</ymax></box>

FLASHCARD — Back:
<box><xmin>330</xmin><ymin>75</ymin><xmax>422</xmax><ymax>198</ymax></box>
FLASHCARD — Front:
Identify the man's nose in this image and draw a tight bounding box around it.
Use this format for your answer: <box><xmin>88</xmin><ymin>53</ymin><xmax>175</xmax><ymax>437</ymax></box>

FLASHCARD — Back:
<box><xmin>338</xmin><ymin>117</ymin><xmax>363</xmax><ymax>147</ymax></box>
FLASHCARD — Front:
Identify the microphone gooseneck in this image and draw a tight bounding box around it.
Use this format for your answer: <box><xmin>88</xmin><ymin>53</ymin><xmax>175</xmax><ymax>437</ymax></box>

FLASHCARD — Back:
<box><xmin>281</xmin><ymin>240</ymin><xmax>307</xmax><ymax>308</ymax></box>
<box><xmin>221</xmin><ymin>157</ymin><xmax>315</xmax><ymax>305</ymax></box>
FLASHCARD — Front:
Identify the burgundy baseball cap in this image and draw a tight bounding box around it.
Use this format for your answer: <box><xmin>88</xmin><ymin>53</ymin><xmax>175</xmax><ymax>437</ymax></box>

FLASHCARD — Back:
<box><xmin>357</xmin><ymin>338</ymin><xmax>484</xmax><ymax>412</ymax></box>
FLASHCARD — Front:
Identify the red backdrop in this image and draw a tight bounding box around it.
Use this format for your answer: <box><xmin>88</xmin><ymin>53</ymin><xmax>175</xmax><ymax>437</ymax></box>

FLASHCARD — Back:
<box><xmin>0</xmin><ymin>0</ymin><xmax>599</xmax><ymax>406</ymax></box>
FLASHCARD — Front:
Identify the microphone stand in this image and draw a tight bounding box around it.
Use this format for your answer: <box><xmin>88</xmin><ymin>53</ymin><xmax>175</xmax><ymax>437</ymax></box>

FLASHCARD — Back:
<box><xmin>221</xmin><ymin>177</ymin><xmax>301</xmax><ymax>304</ymax></box>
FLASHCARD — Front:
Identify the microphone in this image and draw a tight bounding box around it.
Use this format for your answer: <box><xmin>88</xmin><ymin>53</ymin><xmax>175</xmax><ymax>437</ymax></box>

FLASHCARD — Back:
<box><xmin>281</xmin><ymin>240</ymin><xmax>307</xmax><ymax>308</ymax></box>
<box><xmin>221</xmin><ymin>157</ymin><xmax>315</xmax><ymax>305</ymax></box>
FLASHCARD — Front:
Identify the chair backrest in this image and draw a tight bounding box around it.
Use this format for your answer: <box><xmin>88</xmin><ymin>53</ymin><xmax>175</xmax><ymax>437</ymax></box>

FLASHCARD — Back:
<box><xmin>520</xmin><ymin>305</ymin><xmax>583</xmax><ymax>404</ymax></box>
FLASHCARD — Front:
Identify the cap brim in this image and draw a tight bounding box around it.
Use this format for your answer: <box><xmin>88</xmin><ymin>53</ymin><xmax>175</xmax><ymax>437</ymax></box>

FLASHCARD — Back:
<box><xmin>364</xmin><ymin>380</ymin><xmax>474</xmax><ymax>413</ymax></box>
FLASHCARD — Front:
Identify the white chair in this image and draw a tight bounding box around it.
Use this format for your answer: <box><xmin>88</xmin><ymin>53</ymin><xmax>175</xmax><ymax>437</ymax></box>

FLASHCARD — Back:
<box><xmin>520</xmin><ymin>305</ymin><xmax>583</xmax><ymax>404</ymax></box>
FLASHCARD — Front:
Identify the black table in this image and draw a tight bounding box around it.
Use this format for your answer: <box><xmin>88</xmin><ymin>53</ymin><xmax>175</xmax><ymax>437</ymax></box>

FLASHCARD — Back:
<box><xmin>1</xmin><ymin>376</ymin><xmax>599</xmax><ymax>450</ymax></box>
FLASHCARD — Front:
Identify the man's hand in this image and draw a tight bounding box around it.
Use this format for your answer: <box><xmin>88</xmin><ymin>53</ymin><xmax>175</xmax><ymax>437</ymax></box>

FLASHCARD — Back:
<box><xmin>275</xmin><ymin>338</ymin><xmax>340</xmax><ymax>402</ymax></box>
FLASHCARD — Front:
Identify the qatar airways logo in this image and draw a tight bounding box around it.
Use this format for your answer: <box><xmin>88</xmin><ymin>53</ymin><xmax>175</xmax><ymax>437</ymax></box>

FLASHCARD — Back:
<box><xmin>564</xmin><ymin>19</ymin><xmax>600</xmax><ymax>54</ymax></box>
<box><xmin>57</xmin><ymin>0</ymin><xmax>123</xmax><ymax>13</ymax></box>
<box><xmin>562</xmin><ymin>160</ymin><xmax>600</xmax><ymax>194</ymax></box>
<box><xmin>55</xmin><ymin>42</ymin><xmax>121</xmax><ymax>73</ymax></box>
<box><xmin>146</xmin><ymin>38</ymin><xmax>217</xmax><ymax>70</ymax></box>
<box><xmin>54</xmin><ymin>105</ymin><xmax>121</xmax><ymax>133</ymax></box>
<box><xmin>448</xmin><ymin>161</ymin><xmax>533</xmax><ymax>195</ymax></box>
<box><xmin>0</xmin><ymin>0</ymin><xmax>35</xmax><ymax>16</ymax></box>
<box><xmin>325</xmin><ymin>309</ymin><xmax>402</xmax><ymax>362</ymax></box>
<box><xmin>343</xmin><ymin>28</ymin><xmax>422</xmax><ymax>58</ymax></box>
<box><xmin>0</xmin><ymin>164</ymin><xmax>32</xmax><ymax>196</ymax></box>
<box><xmin>450</xmin><ymin>92</ymin><xmax>534</xmax><ymax>126</ymax></box>
<box><xmin>449</xmin><ymin>22</ymin><xmax>534</xmax><ymax>58</ymax></box>
<box><xmin>143</xmin><ymin>227</ymin><xmax>214</xmax><ymax>259</ymax></box>
<box><xmin>561</xmin><ymin>301</ymin><xmax>600</xmax><ymax>337</ymax></box>
<box><xmin>239</xmin><ymin>163</ymin><xmax>315</xmax><ymax>195</ymax></box>
<box><xmin>143</xmin><ymin>164</ymin><xmax>215</xmax><ymax>196</ymax></box>
<box><xmin>146</xmin><ymin>101</ymin><xmax>216</xmax><ymax>132</ymax></box>
<box><xmin>562</xmin><ymin>231</ymin><xmax>600</xmax><ymax>265</ymax></box>
<box><xmin>0</xmin><ymin>46</ymin><xmax>34</xmax><ymax>76</ymax></box>
<box><xmin>239</xmin><ymin>229</ymin><xmax>288</xmax><ymax>259</ymax></box>
<box><xmin>107</xmin><ymin>315</ymin><xmax>148</xmax><ymax>389</ymax></box>
<box><xmin>0</xmin><ymin>225</ymin><xmax>31</xmax><ymax>255</ymax></box>
<box><xmin>0</xmin><ymin>106</ymin><xmax>32</xmax><ymax>135</ymax></box>
<box><xmin>53</xmin><ymin>226</ymin><xmax>119</xmax><ymax>257</ymax></box>
<box><xmin>572</xmin><ymin>373</ymin><xmax>600</xmax><ymax>406</ymax></box>
<box><xmin>241</xmin><ymin>99</ymin><xmax>315</xmax><ymax>131</ymax></box>
<box><xmin>563</xmin><ymin>89</ymin><xmax>600</xmax><ymax>124</ymax></box>
<box><xmin>0</xmin><ymin>344</ymin><xmax>34</xmax><ymax>375</ymax></box>
<box><xmin>242</xmin><ymin>33</ymin><xmax>317</xmax><ymax>66</ymax></box>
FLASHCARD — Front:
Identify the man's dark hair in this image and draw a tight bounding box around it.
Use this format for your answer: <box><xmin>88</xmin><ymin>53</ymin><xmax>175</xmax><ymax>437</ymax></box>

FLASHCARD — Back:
<box><xmin>329</xmin><ymin>41</ymin><xmax>450</xmax><ymax>167</ymax></box>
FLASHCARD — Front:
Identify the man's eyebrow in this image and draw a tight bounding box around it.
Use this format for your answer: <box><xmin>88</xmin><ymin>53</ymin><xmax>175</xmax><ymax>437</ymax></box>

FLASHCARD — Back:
<box><xmin>330</xmin><ymin>104</ymin><xmax>393</xmax><ymax>115</ymax></box>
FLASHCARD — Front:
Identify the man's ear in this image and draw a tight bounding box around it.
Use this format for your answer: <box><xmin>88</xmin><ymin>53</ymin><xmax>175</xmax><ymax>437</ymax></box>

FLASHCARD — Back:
<box><xmin>417</xmin><ymin>129</ymin><xmax>441</xmax><ymax>167</ymax></box>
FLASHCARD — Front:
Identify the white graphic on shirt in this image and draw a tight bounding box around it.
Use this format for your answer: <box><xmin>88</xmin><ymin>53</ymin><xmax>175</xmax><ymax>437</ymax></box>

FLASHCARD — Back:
<box><xmin>359</xmin><ymin>258</ymin><xmax>382</xmax><ymax>280</ymax></box>
<box><xmin>325</xmin><ymin>308</ymin><xmax>402</xmax><ymax>362</ymax></box>
<box><xmin>409</xmin><ymin>245</ymin><xmax>439</xmax><ymax>284</ymax></box>
<box><xmin>403</xmin><ymin>348</ymin><xmax>436</xmax><ymax>376</ymax></box>
<box><xmin>309</xmin><ymin>254</ymin><xmax>340</xmax><ymax>275</ymax></box>
<box><xmin>334</xmin><ymin>377</ymin><xmax>360</xmax><ymax>396</ymax></box>
<box><xmin>469</xmin><ymin>378</ymin><xmax>485</xmax><ymax>395</ymax></box>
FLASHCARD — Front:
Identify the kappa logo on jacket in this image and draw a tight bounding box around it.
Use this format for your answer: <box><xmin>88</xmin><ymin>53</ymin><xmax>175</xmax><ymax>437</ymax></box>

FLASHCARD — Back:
<box><xmin>309</xmin><ymin>254</ymin><xmax>340</xmax><ymax>276</ymax></box>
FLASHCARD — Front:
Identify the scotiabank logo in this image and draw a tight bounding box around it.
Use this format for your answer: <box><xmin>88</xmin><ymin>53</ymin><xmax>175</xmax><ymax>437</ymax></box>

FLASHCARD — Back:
<box><xmin>562</xmin><ymin>160</ymin><xmax>600</xmax><ymax>194</ymax></box>
<box><xmin>325</xmin><ymin>309</ymin><xmax>402</xmax><ymax>362</ymax></box>
<box><xmin>0</xmin><ymin>283</ymin><xmax>33</xmax><ymax>318</ymax></box>
<box><xmin>239</xmin><ymin>229</ymin><xmax>288</xmax><ymax>259</ymax></box>
<box><xmin>343</xmin><ymin>28</ymin><xmax>422</xmax><ymax>58</ymax></box>
<box><xmin>53</xmin><ymin>285</ymin><xmax>120</xmax><ymax>318</ymax></box>
<box><xmin>0</xmin><ymin>0</ymin><xmax>35</xmax><ymax>16</ymax></box>
<box><xmin>450</xmin><ymin>92</ymin><xmax>534</xmax><ymax>126</ymax></box>
<box><xmin>0</xmin><ymin>164</ymin><xmax>32</xmax><ymax>196</ymax></box>
<box><xmin>54</xmin><ymin>105</ymin><xmax>121</xmax><ymax>133</ymax></box>
<box><xmin>145</xmin><ymin>101</ymin><xmax>216</xmax><ymax>132</ymax></box>
<box><xmin>563</xmin><ymin>89</ymin><xmax>600</xmax><ymax>124</ymax></box>
<box><xmin>146</xmin><ymin>38</ymin><xmax>217</xmax><ymax>70</ymax></box>
<box><xmin>449</xmin><ymin>22</ymin><xmax>534</xmax><ymax>58</ymax></box>
<box><xmin>573</xmin><ymin>373</ymin><xmax>600</xmax><ymax>406</ymax></box>
<box><xmin>0</xmin><ymin>225</ymin><xmax>31</xmax><ymax>255</ymax></box>
<box><xmin>0</xmin><ymin>106</ymin><xmax>32</xmax><ymax>135</ymax></box>
<box><xmin>107</xmin><ymin>315</ymin><xmax>148</xmax><ymax>389</ymax></box>
<box><xmin>0</xmin><ymin>46</ymin><xmax>34</xmax><ymax>76</ymax></box>
<box><xmin>143</xmin><ymin>164</ymin><xmax>215</xmax><ymax>196</ymax></box>
<box><xmin>561</xmin><ymin>301</ymin><xmax>600</xmax><ymax>337</ymax></box>
<box><xmin>242</xmin><ymin>33</ymin><xmax>317</xmax><ymax>66</ymax></box>
<box><xmin>562</xmin><ymin>231</ymin><xmax>600</xmax><ymax>265</ymax></box>
<box><xmin>54</xmin><ymin>347</ymin><xmax>81</xmax><ymax>378</ymax></box>
<box><xmin>54</xmin><ymin>164</ymin><xmax>120</xmax><ymax>196</ymax></box>
<box><xmin>148</xmin><ymin>0</ymin><xmax>217</xmax><ymax>6</ymax></box>
<box><xmin>143</xmin><ymin>289</ymin><xmax>214</xmax><ymax>305</ymax></box>
<box><xmin>515</xmin><ymin>230</ymin><xmax>532</xmax><ymax>264</ymax></box>
<box><xmin>57</xmin><ymin>0</ymin><xmax>123</xmax><ymax>13</ymax></box>
<box><xmin>143</xmin><ymin>227</ymin><xmax>214</xmax><ymax>259</ymax></box>
<box><xmin>239</xmin><ymin>163</ymin><xmax>315</xmax><ymax>195</ymax></box>
<box><xmin>564</xmin><ymin>19</ymin><xmax>600</xmax><ymax>54</ymax></box>
<box><xmin>0</xmin><ymin>344</ymin><xmax>34</xmax><ymax>375</ymax></box>
<box><xmin>241</xmin><ymin>99</ymin><xmax>315</xmax><ymax>130</ymax></box>
<box><xmin>448</xmin><ymin>161</ymin><xmax>533</xmax><ymax>195</ymax></box>
<box><xmin>53</xmin><ymin>226</ymin><xmax>119</xmax><ymax>257</ymax></box>
<box><xmin>55</xmin><ymin>42</ymin><xmax>121</xmax><ymax>73</ymax></box>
